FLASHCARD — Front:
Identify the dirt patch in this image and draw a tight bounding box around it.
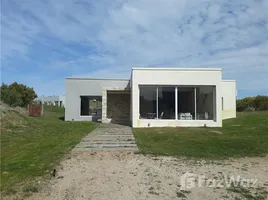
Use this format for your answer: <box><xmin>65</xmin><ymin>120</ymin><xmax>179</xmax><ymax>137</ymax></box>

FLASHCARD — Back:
<box><xmin>7</xmin><ymin>152</ymin><xmax>268</xmax><ymax>200</ymax></box>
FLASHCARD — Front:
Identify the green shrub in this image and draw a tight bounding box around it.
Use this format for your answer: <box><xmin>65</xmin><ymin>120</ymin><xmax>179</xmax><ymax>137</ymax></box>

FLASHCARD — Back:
<box><xmin>237</xmin><ymin>96</ymin><xmax>268</xmax><ymax>112</ymax></box>
<box><xmin>237</xmin><ymin>99</ymin><xmax>248</xmax><ymax>112</ymax></box>
<box><xmin>254</xmin><ymin>95</ymin><xmax>268</xmax><ymax>111</ymax></box>
<box><xmin>0</xmin><ymin>82</ymin><xmax>37</xmax><ymax>107</ymax></box>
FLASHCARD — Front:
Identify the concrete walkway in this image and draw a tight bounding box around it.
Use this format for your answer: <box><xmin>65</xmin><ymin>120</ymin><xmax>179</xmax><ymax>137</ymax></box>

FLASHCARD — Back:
<box><xmin>73</xmin><ymin>124</ymin><xmax>138</xmax><ymax>151</ymax></box>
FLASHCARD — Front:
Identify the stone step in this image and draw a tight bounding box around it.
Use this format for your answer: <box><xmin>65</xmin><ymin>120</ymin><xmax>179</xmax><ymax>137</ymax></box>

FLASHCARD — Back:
<box><xmin>97</xmin><ymin>134</ymin><xmax>135</xmax><ymax>137</ymax></box>
<box><xmin>97</xmin><ymin>125</ymin><xmax>130</xmax><ymax>128</ymax></box>
<box><xmin>86</xmin><ymin>137</ymin><xmax>135</xmax><ymax>141</ymax></box>
<box><xmin>97</xmin><ymin>134</ymin><xmax>133</xmax><ymax>136</ymax></box>
<box><xmin>97</xmin><ymin>129</ymin><xmax>132</xmax><ymax>132</ymax></box>
<box><xmin>81</xmin><ymin>138</ymin><xmax>135</xmax><ymax>143</ymax></box>
<box><xmin>96</xmin><ymin>133</ymin><xmax>133</xmax><ymax>136</ymax></box>
<box><xmin>80</xmin><ymin>140</ymin><xmax>136</xmax><ymax>144</ymax></box>
<box><xmin>73</xmin><ymin>147</ymin><xmax>138</xmax><ymax>151</ymax></box>
<box><xmin>76</xmin><ymin>143</ymin><xmax>138</xmax><ymax>148</ymax></box>
<box><xmin>97</xmin><ymin>135</ymin><xmax>133</xmax><ymax>137</ymax></box>
<box><xmin>84</xmin><ymin>135</ymin><xmax>135</xmax><ymax>139</ymax></box>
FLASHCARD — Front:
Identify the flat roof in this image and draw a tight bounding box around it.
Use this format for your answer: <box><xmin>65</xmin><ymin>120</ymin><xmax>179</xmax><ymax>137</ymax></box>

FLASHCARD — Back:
<box><xmin>222</xmin><ymin>80</ymin><xmax>236</xmax><ymax>82</ymax></box>
<box><xmin>132</xmin><ymin>67</ymin><xmax>222</xmax><ymax>71</ymax></box>
<box><xmin>67</xmin><ymin>68</ymin><xmax>223</xmax><ymax>81</ymax></box>
<box><xmin>65</xmin><ymin>77</ymin><xmax>130</xmax><ymax>81</ymax></box>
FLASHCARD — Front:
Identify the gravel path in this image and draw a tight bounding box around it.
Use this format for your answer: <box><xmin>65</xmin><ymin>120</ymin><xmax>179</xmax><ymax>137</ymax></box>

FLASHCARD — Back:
<box><xmin>25</xmin><ymin>152</ymin><xmax>268</xmax><ymax>200</ymax></box>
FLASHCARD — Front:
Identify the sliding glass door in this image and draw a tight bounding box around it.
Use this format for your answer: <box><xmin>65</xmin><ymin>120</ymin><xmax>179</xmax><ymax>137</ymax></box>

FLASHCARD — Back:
<box><xmin>196</xmin><ymin>86</ymin><xmax>215</xmax><ymax>120</ymax></box>
<box><xmin>139</xmin><ymin>85</ymin><xmax>216</xmax><ymax>120</ymax></box>
<box><xmin>177</xmin><ymin>87</ymin><xmax>195</xmax><ymax>120</ymax></box>
<box><xmin>158</xmin><ymin>87</ymin><xmax>175</xmax><ymax>119</ymax></box>
<box><xmin>139</xmin><ymin>86</ymin><xmax>157</xmax><ymax>119</ymax></box>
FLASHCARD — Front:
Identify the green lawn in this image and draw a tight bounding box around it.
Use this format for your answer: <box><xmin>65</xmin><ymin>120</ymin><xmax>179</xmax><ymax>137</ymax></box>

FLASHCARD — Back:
<box><xmin>0</xmin><ymin>105</ymin><xmax>95</xmax><ymax>193</ymax></box>
<box><xmin>133</xmin><ymin>111</ymin><xmax>268</xmax><ymax>159</ymax></box>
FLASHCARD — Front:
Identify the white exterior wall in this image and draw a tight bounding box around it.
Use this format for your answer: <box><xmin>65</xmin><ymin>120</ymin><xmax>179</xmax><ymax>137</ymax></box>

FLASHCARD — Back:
<box><xmin>65</xmin><ymin>78</ymin><xmax>130</xmax><ymax>121</ymax></box>
<box><xmin>131</xmin><ymin>68</ymin><xmax>223</xmax><ymax>128</ymax></box>
<box><xmin>222</xmin><ymin>80</ymin><xmax>236</xmax><ymax>119</ymax></box>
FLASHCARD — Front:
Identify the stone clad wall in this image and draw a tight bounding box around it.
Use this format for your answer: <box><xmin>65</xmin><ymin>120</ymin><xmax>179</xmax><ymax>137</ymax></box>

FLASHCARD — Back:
<box><xmin>107</xmin><ymin>93</ymin><xmax>130</xmax><ymax>125</ymax></box>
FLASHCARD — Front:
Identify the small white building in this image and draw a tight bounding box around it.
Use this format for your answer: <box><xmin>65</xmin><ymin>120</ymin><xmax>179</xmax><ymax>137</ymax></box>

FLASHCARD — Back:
<box><xmin>35</xmin><ymin>95</ymin><xmax>65</xmax><ymax>107</ymax></box>
<box><xmin>65</xmin><ymin>68</ymin><xmax>236</xmax><ymax>127</ymax></box>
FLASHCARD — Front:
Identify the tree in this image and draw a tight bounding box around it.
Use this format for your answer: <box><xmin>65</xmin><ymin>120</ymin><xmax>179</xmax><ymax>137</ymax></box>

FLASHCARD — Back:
<box><xmin>0</xmin><ymin>82</ymin><xmax>37</xmax><ymax>107</ymax></box>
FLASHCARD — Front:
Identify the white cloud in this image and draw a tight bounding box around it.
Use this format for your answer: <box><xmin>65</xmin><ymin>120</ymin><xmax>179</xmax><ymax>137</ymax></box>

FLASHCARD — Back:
<box><xmin>1</xmin><ymin>0</ymin><xmax>268</xmax><ymax>96</ymax></box>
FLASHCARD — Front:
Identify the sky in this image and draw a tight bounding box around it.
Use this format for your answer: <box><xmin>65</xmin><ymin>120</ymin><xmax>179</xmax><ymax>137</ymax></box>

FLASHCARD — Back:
<box><xmin>1</xmin><ymin>0</ymin><xmax>268</xmax><ymax>98</ymax></box>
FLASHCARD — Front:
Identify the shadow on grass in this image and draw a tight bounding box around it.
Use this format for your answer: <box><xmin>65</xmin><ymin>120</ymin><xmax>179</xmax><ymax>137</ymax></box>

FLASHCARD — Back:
<box><xmin>58</xmin><ymin>116</ymin><xmax>65</xmax><ymax>121</ymax></box>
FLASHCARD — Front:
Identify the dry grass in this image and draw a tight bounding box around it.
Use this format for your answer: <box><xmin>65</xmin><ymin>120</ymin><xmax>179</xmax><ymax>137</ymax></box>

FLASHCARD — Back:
<box><xmin>0</xmin><ymin>102</ymin><xmax>28</xmax><ymax>132</ymax></box>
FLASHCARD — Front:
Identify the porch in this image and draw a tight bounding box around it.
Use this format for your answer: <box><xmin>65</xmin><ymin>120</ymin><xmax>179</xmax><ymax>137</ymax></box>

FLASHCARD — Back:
<box><xmin>102</xmin><ymin>88</ymin><xmax>131</xmax><ymax>126</ymax></box>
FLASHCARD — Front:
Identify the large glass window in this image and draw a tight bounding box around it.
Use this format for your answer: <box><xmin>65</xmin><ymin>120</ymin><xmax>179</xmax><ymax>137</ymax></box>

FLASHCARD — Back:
<box><xmin>139</xmin><ymin>85</ymin><xmax>216</xmax><ymax>121</ymax></box>
<box><xmin>139</xmin><ymin>86</ymin><xmax>157</xmax><ymax>119</ymax></box>
<box><xmin>196</xmin><ymin>86</ymin><xmax>215</xmax><ymax>120</ymax></box>
<box><xmin>80</xmin><ymin>96</ymin><xmax>102</xmax><ymax>116</ymax></box>
<box><xmin>177</xmin><ymin>87</ymin><xmax>195</xmax><ymax>120</ymax></box>
<box><xmin>158</xmin><ymin>87</ymin><xmax>175</xmax><ymax>119</ymax></box>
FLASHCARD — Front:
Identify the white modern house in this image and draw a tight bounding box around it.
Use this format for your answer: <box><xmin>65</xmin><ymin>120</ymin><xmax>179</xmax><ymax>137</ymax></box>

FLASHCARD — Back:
<box><xmin>65</xmin><ymin>68</ymin><xmax>236</xmax><ymax>127</ymax></box>
<box><xmin>35</xmin><ymin>95</ymin><xmax>65</xmax><ymax>107</ymax></box>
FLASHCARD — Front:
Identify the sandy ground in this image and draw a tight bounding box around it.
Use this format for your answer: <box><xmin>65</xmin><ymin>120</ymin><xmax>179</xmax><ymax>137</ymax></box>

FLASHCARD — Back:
<box><xmin>18</xmin><ymin>152</ymin><xmax>268</xmax><ymax>200</ymax></box>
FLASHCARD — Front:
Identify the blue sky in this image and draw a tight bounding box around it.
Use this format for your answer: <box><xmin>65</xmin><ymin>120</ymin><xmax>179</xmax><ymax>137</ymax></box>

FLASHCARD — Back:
<box><xmin>1</xmin><ymin>0</ymin><xmax>268</xmax><ymax>98</ymax></box>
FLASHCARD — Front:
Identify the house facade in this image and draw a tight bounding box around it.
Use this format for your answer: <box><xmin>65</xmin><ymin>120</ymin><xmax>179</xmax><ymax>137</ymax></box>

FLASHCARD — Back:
<box><xmin>65</xmin><ymin>68</ymin><xmax>236</xmax><ymax>127</ymax></box>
